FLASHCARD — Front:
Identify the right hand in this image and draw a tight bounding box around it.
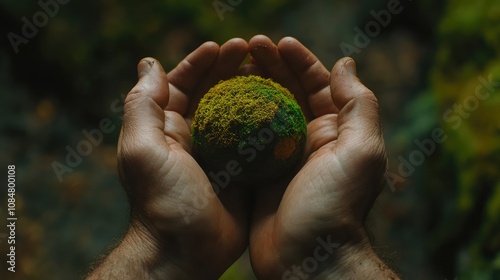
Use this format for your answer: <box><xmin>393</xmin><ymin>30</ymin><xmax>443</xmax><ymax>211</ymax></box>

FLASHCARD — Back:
<box><xmin>117</xmin><ymin>39</ymin><xmax>251</xmax><ymax>279</ymax></box>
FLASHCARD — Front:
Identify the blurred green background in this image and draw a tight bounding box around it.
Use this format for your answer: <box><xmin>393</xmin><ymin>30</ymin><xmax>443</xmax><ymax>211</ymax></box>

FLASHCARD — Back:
<box><xmin>0</xmin><ymin>0</ymin><xmax>499</xmax><ymax>279</ymax></box>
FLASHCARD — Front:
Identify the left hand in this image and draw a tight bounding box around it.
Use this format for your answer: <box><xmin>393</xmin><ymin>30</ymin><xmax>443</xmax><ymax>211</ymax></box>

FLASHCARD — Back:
<box><xmin>247</xmin><ymin>35</ymin><xmax>390</xmax><ymax>279</ymax></box>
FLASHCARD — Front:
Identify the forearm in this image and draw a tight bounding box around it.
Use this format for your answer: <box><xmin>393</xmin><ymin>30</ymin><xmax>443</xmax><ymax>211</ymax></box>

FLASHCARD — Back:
<box><xmin>86</xmin><ymin>222</ymin><xmax>190</xmax><ymax>280</ymax></box>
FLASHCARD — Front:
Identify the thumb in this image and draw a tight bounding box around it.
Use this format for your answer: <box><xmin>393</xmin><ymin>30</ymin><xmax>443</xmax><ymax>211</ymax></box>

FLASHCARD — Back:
<box><xmin>117</xmin><ymin>58</ymin><xmax>171</xmax><ymax>210</ymax></box>
<box><xmin>118</xmin><ymin>57</ymin><xmax>170</xmax><ymax>180</ymax></box>
<box><xmin>330</xmin><ymin>57</ymin><xmax>387</xmax><ymax>177</ymax></box>
<box><xmin>122</xmin><ymin>58</ymin><xmax>169</xmax><ymax>142</ymax></box>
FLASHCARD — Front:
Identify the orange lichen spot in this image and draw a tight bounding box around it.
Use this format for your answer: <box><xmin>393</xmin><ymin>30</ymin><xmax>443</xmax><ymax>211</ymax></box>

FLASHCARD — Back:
<box><xmin>274</xmin><ymin>137</ymin><xmax>298</xmax><ymax>160</ymax></box>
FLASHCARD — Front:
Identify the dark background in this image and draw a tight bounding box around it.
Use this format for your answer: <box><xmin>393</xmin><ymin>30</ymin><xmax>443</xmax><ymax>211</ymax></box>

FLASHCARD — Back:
<box><xmin>0</xmin><ymin>0</ymin><xmax>498</xmax><ymax>279</ymax></box>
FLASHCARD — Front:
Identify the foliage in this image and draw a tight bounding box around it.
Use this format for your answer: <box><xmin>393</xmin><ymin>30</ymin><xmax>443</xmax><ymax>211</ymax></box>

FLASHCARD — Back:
<box><xmin>429</xmin><ymin>0</ymin><xmax>500</xmax><ymax>277</ymax></box>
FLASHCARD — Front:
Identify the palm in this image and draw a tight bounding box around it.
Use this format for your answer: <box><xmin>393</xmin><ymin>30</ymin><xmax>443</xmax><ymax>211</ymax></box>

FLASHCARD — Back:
<box><xmin>118</xmin><ymin>39</ymin><xmax>251</xmax><ymax>278</ymax></box>
<box><xmin>246</xmin><ymin>36</ymin><xmax>387</xmax><ymax>278</ymax></box>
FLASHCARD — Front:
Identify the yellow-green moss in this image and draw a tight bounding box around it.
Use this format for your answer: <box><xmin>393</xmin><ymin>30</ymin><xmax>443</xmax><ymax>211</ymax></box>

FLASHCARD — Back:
<box><xmin>192</xmin><ymin>75</ymin><xmax>306</xmax><ymax>148</ymax></box>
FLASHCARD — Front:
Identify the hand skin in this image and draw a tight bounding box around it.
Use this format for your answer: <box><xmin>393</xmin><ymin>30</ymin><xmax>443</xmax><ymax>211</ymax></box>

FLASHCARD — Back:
<box><xmin>246</xmin><ymin>35</ymin><xmax>399</xmax><ymax>280</ymax></box>
<box><xmin>87</xmin><ymin>35</ymin><xmax>399</xmax><ymax>280</ymax></box>
<box><xmin>87</xmin><ymin>39</ymin><xmax>252</xmax><ymax>279</ymax></box>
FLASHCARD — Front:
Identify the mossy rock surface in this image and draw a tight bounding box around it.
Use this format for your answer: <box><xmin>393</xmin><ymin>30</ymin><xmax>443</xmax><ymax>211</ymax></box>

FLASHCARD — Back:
<box><xmin>191</xmin><ymin>75</ymin><xmax>307</xmax><ymax>184</ymax></box>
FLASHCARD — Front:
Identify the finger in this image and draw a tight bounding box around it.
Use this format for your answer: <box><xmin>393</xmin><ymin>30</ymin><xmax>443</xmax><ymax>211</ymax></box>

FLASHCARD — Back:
<box><xmin>118</xmin><ymin>58</ymin><xmax>171</xmax><ymax>183</ymax></box>
<box><xmin>249</xmin><ymin>35</ymin><xmax>313</xmax><ymax>120</ymax></box>
<box><xmin>249</xmin><ymin>35</ymin><xmax>291</xmax><ymax>83</ymax></box>
<box><xmin>205</xmin><ymin>38</ymin><xmax>249</xmax><ymax>84</ymax></box>
<box><xmin>330</xmin><ymin>57</ymin><xmax>386</xmax><ymax>173</ymax></box>
<box><xmin>167</xmin><ymin>42</ymin><xmax>220</xmax><ymax>115</ymax></box>
<box><xmin>186</xmin><ymin>38</ymin><xmax>249</xmax><ymax>116</ymax></box>
<box><xmin>278</xmin><ymin>37</ymin><xmax>338</xmax><ymax>116</ymax></box>
<box><xmin>122</xmin><ymin>58</ymin><xmax>169</xmax><ymax>139</ymax></box>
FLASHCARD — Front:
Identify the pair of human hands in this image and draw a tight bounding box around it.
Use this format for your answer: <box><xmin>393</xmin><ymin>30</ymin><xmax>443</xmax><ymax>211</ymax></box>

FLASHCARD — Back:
<box><xmin>92</xmin><ymin>35</ymin><xmax>394</xmax><ymax>279</ymax></box>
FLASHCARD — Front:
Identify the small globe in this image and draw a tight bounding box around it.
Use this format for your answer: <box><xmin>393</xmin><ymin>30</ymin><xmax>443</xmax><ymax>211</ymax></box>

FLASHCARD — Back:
<box><xmin>191</xmin><ymin>75</ymin><xmax>307</xmax><ymax>184</ymax></box>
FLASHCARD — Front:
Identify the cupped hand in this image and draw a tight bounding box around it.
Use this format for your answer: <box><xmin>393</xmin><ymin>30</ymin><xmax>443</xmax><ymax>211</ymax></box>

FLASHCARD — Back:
<box><xmin>247</xmin><ymin>35</ymin><xmax>389</xmax><ymax>279</ymax></box>
<box><xmin>117</xmin><ymin>39</ymin><xmax>251</xmax><ymax>279</ymax></box>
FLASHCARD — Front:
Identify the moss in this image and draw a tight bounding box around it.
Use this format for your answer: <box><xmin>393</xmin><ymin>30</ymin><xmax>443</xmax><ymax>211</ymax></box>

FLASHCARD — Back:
<box><xmin>192</xmin><ymin>75</ymin><xmax>305</xmax><ymax>146</ymax></box>
<box><xmin>191</xmin><ymin>75</ymin><xmax>307</xmax><ymax>183</ymax></box>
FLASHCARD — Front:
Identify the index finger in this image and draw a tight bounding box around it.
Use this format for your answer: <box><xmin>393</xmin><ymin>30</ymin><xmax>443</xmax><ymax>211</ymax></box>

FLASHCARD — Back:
<box><xmin>249</xmin><ymin>35</ymin><xmax>313</xmax><ymax>120</ymax></box>
<box><xmin>278</xmin><ymin>37</ymin><xmax>338</xmax><ymax>116</ymax></box>
<box><xmin>167</xmin><ymin>42</ymin><xmax>220</xmax><ymax>115</ymax></box>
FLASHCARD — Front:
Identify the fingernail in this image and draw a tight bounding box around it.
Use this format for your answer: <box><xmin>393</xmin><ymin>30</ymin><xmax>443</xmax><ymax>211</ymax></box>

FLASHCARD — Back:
<box><xmin>138</xmin><ymin>59</ymin><xmax>154</xmax><ymax>79</ymax></box>
<box><xmin>345</xmin><ymin>58</ymin><xmax>357</xmax><ymax>77</ymax></box>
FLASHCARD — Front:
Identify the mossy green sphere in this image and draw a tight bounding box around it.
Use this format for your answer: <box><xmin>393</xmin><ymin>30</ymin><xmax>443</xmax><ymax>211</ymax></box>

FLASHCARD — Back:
<box><xmin>191</xmin><ymin>75</ymin><xmax>307</xmax><ymax>184</ymax></box>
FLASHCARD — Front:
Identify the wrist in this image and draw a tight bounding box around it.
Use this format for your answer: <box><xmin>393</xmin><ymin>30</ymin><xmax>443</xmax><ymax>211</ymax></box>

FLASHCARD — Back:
<box><xmin>318</xmin><ymin>239</ymin><xmax>400</xmax><ymax>280</ymax></box>
<box><xmin>278</xmin><ymin>229</ymin><xmax>398</xmax><ymax>280</ymax></box>
<box><xmin>125</xmin><ymin>220</ymin><xmax>192</xmax><ymax>279</ymax></box>
<box><xmin>128</xmin><ymin>219</ymin><xmax>231</xmax><ymax>280</ymax></box>
<box><xmin>86</xmin><ymin>219</ymin><xmax>193</xmax><ymax>279</ymax></box>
